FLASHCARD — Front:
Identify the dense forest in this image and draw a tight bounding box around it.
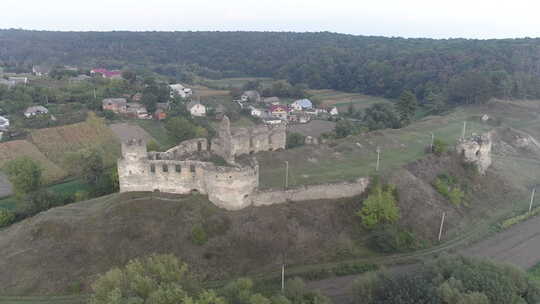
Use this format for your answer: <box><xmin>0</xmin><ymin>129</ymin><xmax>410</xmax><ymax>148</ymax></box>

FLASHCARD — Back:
<box><xmin>2</xmin><ymin>30</ymin><xmax>540</xmax><ymax>103</ymax></box>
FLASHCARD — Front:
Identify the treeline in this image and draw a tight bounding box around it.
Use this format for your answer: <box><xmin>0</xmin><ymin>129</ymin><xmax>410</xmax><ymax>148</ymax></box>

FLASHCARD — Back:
<box><xmin>3</xmin><ymin>30</ymin><xmax>540</xmax><ymax>104</ymax></box>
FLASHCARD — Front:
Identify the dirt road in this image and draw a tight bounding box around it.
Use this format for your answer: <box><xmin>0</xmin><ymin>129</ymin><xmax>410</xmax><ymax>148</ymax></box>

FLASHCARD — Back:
<box><xmin>307</xmin><ymin>215</ymin><xmax>540</xmax><ymax>303</ymax></box>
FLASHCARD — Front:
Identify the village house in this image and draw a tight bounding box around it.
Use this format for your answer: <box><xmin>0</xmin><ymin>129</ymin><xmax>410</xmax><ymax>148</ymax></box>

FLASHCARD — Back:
<box><xmin>288</xmin><ymin>111</ymin><xmax>310</xmax><ymax>124</ymax></box>
<box><xmin>8</xmin><ymin>77</ymin><xmax>28</xmax><ymax>86</ymax></box>
<box><xmin>91</xmin><ymin>68</ymin><xmax>123</xmax><ymax>79</ymax></box>
<box><xmin>126</xmin><ymin>103</ymin><xmax>149</xmax><ymax>119</ymax></box>
<box><xmin>131</xmin><ymin>93</ymin><xmax>143</xmax><ymax>102</ymax></box>
<box><xmin>269</xmin><ymin>104</ymin><xmax>289</xmax><ymax>120</ymax></box>
<box><xmin>24</xmin><ymin>106</ymin><xmax>49</xmax><ymax>118</ymax></box>
<box><xmin>249</xmin><ymin>106</ymin><xmax>263</xmax><ymax>117</ymax></box>
<box><xmin>291</xmin><ymin>98</ymin><xmax>313</xmax><ymax>111</ymax></box>
<box><xmin>187</xmin><ymin>101</ymin><xmax>206</xmax><ymax>117</ymax></box>
<box><xmin>32</xmin><ymin>65</ymin><xmax>51</xmax><ymax>77</ymax></box>
<box><xmin>102</xmin><ymin>98</ymin><xmax>128</xmax><ymax>113</ymax></box>
<box><xmin>241</xmin><ymin>90</ymin><xmax>261</xmax><ymax>103</ymax></box>
<box><xmin>328</xmin><ymin>106</ymin><xmax>339</xmax><ymax>116</ymax></box>
<box><xmin>153</xmin><ymin>103</ymin><xmax>169</xmax><ymax>120</ymax></box>
<box><xmin>169</xmin><ymin>84</ymin><xmax>193</xmax><ymax>99</ymax></box>
<box><xmin>0</xmin><ymin>116</ymin><xmax>10</xmax><ymax>131</ymax></box>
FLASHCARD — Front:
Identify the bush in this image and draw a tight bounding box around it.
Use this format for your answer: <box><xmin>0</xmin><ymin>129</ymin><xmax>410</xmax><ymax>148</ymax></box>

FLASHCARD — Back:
<box><xmin>369</xmin><ymin>225</ymin><xmax>419</xmax><ymax>253</ymax></box>
<box><xmin>146</xmin><ymin>140</ymin><xmax>160</xmax><ymax>152</ymax></box>
<box><xmin>191</xmin><ymin>224</ymin><xmax>208</xmax><ymax>245</ymax></box>
<box><xmin>0</xmin><ymin>209</ymin><xmax>15</xmax><ymax>228</ymax></box>
<box><xmin>432</xmin><ymin>139</ymin><xmax>448</xmax><ymax>156</ymax></box>
<box><xmin>433</xmin><ymin>174</ymin><xmax>465</xmax><ymax>205</ymax></box>
<box><xmin>286</xmin><ymin>132</ymin><xmax>305</xmax><ymax>149</ymax></box>
<box><xmin>357</xmin><ymin>183</ymin><xmax>400</xmax><ymax>229</ymax></box>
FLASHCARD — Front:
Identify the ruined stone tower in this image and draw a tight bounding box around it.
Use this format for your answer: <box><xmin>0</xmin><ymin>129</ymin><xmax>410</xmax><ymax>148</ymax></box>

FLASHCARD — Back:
<box><xmin>456</xmin><ymin>132</ymin><xmax>492</xmax><ymax>175</ymax></box>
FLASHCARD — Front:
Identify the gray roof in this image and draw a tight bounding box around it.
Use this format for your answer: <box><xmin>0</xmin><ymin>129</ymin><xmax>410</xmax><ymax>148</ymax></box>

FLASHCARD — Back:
<box><xmin>25</xmin><ymin>105</ymin><xmax>49</xmax><ymax>114</ymax></box>
<box><xmin>242</xmin><ymin>90</ymin><xmax>261</xmax><ymax>98</ymax></box>
<box><xmin>187</xmin><ymin>101</ymin><xmax>205</xmax><ymax>110</ymax></box>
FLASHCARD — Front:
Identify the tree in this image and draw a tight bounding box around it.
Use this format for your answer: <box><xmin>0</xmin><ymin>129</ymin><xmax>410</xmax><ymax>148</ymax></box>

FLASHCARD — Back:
<box><xmin>335</xmin><ymin>119</ymin><xmax>355</xmax><ymax>138</ymax></box>
<box><xmin>286</xmin><ymin>132</ymin><xmax>305</xmax><ymax>149</ymax></box>
<box><xmin>165</xmin><ymin>117</ymin><xmax>208</xmax><ymax>142</ymax></box>
<box><xmin>90</xmin><ymin>254</ymin><xmax>215</xmax><ymax>304</ymax></box>
<box><xmin>147</xmin><ymin>140</ymin><xmax>160</xmax><ymax>152</ymax></box>
<box><xmin>425</xmin><ymin>91</ymin><xmax>446</xmax><ymax>114</ymax></box>
<box><xmin>395</xmin><ymin>90</ymin><xmax>417</xmax><ymax>125</ymax></box>
<box><xmin>363</xmin><ymin>103</ymin><xmax>401</xmax><ymax>131</ymax></box>
<box><xmin>5</xmin><ymin>157</ymin><xmax>42</xmax><ymax>197</ymax></box>
<box><xmin>79</xmin><ymin>150</ymin><xmax>105</xmax><ymax>187</ymax></box>
<box><xmin>121</xmin><ymin>70</ymin><xmax>137</xmax><ymax>84</ymax></box>
<box><xmin>357</xmin><ymin>183</ymin><xmax>399</xmax><ymax>229</ymax></box>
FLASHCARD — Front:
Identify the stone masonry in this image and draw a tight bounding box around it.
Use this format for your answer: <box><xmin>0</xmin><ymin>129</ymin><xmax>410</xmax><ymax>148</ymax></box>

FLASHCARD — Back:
<box><xmin>456</xmin><ymin>132</ymin><xmax>493</xmax><ymax>175</ymax></box>
<box><xmin>118</xmin><ymin>116</ymin><xmax>370</xmax><ymax>210</ymax></box>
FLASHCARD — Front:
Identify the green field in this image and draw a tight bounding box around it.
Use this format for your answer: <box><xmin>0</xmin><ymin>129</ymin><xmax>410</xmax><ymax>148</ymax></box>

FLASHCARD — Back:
<box><xmin>0</xmin><ymin>179</ymin><xmax>91</xmax><ymax>211</ymax></box>
<box><xmin>308</xmin><ymin>89</ymin><xmax>393</xmax><ymax>111</ymax></box>
<box><xmin>199</xmin><ymin>77</ymin><xmax>274</xmax><ymax>90</ymax></box>
<box><xmin>258</xmin><ymin>107</ymin><xmax>493</xmax><ymax>189</ymax></box>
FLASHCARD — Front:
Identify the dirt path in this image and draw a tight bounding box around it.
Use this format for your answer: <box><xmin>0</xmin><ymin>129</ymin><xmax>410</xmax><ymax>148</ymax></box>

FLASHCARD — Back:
<box><xmin>307</xmin><ymin>215</ymin><xmax>540</xmax><ymax>303</ymax></box>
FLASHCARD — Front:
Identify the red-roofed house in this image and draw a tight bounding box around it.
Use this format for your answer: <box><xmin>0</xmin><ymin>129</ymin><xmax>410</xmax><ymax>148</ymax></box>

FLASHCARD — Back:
<box><xmin>269</xmin><ymin>104</ymin><xmax>290</xmax><ymax>120</ymax></box>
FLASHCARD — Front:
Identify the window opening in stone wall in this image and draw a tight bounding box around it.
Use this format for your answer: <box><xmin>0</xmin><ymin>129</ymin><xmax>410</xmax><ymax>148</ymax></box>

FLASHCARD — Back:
<box><xmin>162</xmin><ymin>164</ymin><xmax>168</xmax><ymax>172</ymax></box>
<box><xmin>249</xmin><ymin>136</ymin><xmax>254</xmax><ymax>148</ymax></box>
<box><xmin>268</xmin><ymin>134</ymin><xmax>272</xmax><ymax>145</ymax></box>
<box><xmin>190</xmin><ymin>164</ymin><xmax>196</xmax><ymax>173</ymax></box>
<box><xmin>175</xmin><ymin>164</ymin><xmax>181</xmax><ymax>173</ymax></box>
<box><xmin>156</xmin><ymin>154</ymin><xmax>161</xmax><ymax>160</ymax></box>
<box><xmin>150</xmin><ymin>164</ymin><xmax>155</xmax><ymax>173</ymax></box>
<box><xmin>197</xmin><ymin>141</ymin><xmax>202</xmax><ymax>152</ymax></box>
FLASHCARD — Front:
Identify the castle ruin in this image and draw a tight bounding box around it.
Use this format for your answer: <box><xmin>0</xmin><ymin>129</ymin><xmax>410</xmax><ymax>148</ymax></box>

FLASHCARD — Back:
<box><xmin>456</xmin><ymin>132</ymin><xmax>493</xmax><ymax>175</ymax></box>
<box><xmin>118</xmin><ymin>116</ymin><xmax>286</xmax><ymax>210</ymax></box>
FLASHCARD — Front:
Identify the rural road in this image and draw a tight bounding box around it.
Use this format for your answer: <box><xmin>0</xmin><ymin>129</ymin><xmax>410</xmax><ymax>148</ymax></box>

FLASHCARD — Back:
<box><xmin>307</xmin><ymin>215</ymin><xmax>540</xmax><ymax>303</ymax></box>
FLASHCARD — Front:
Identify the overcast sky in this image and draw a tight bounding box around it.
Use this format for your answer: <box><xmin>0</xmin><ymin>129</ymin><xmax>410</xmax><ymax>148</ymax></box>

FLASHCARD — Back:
<box><xmin>2</xmin><ymin>0</ymin><xmax>540</xmax><ymax>39</ymax></box>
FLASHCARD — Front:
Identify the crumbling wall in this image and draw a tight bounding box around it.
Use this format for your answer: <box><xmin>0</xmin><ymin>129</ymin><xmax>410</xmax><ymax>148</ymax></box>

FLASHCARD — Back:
<box><xmin>252</xmin><ymin>177</ymin><xmax>370</xmax><ymax>206</ymax></box>
<box><xmin>211</xmin><ymin>116</ymin><xmax>286</xmax><ymax>162</ymax></box>
<box><xmin>165</xmin><ymin>138</ymin><xmax>208</xmax><ymax>158</ymax></box>
<box><xmin>456</xmin><ymin>132</ymin><xmax>493</xmax><ymax>175</ymax></box>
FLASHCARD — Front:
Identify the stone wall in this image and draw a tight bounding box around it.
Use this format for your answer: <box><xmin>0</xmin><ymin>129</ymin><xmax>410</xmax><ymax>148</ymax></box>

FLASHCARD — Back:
<box><xmin>211</xmin><ymin>116</ymin><xmax>286</xmax><ymax>163</ymax></box>
<box><xmin>251</xmin><ymin>177</ymin><xmax>370</xmax><ymax>206</ymax></box>
<box><xmin>118</xmin><ymin>156</ymin><xmax>259</xmax><ymax>210</ymax></box>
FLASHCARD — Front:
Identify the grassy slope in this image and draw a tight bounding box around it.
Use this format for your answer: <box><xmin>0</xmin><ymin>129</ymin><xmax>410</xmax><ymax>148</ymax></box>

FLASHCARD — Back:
<box><xmin>28</xmin><ymin>113</ymin><xmax>120</xmax><ymax>170</ymax></box>
<box><xmin>258</xmin><ymin>108</ymin><xmax>492</xmax><ymax>189</ymax></box>
<box><xmin>308</xmin><ymin>89</ymin><xmax>393</xmax><ymax>111</ymax></box>
<box><xmin>0</xmin><ymin>140</ymin><xmax>66</xmax><ymax>184</ymax></box>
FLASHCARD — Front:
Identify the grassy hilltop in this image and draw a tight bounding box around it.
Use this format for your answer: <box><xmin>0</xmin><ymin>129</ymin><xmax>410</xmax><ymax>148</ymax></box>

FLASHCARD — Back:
<box><xmin>2</xmin><ymin>99</ymin><xmax>540</xmax><ymax>302</ymax></box>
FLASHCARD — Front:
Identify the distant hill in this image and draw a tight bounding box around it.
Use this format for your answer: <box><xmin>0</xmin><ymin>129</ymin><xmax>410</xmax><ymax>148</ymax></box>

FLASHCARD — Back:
<box><xmin>2</xmin><ymin>30</ymin><xmax>540</xmax><ymax>102</ymax></box>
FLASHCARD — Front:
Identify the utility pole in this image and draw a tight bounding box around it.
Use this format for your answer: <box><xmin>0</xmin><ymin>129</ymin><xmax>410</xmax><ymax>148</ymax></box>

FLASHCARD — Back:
<box><xmin>285</xmin><ymin>161</ymin><xmax>289</xmax><ymax>190</ymax></box>
<box><xmin>93</xmin><ymin>87</ymin><xmax>97</xmax><ymax>99</ymax></box>
<box><xmin>529</xmin><ymin>188</ymin><xmax>536</xmax><ymax>213</ymax></box>
<box><xmin>376</xmin><ymin>147</ymin><xmax>381</xmax><ymax>172</ymax></box>
<box><xmin>438</xmin><ymin>212</ymin><xmax>446</xmax><ymax>241</ymax></box>
<box><xmin>430</xmin><ymin>132</ymin><xmax>434</xmax><ymax>151</ymax></box>
<box><xmin>462</xmin><ymin>121</ymin><xmax>467</xmax><ymax>139</ymax></box>
<box><xmin>281</xmin><ymin>264</ymin><xmax>285</xmax><ymax>293</ymax></box>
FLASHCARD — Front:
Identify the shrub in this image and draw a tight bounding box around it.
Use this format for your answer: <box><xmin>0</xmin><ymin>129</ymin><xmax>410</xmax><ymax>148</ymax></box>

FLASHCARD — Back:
<box><xmin>369</xmin><ymin>225</ymin><xmax>419</xmax><ymax>253</ymax></box>
<box><xmin>0</xmin><ymin>209</ymin><xmax>15</xmax><ymax>228</ymax></box>
<box><xmin>191</xmin><ymin>224</ymin><xmax>208</xmax><ymax>245</ymax></box>
<box><xmin>433</xmin><ymin>173</ymin><xmax>465</xmax><ymax>205</ymax></box>
<box><xmin>146</xmin><ymin>140</ymin><xmax>160</xmax><ymax>152</ymax></box>
<box><xmin>357</xmin><ymin>183</ymin><xmax>400</xmax><ymax>229</ymax></box>
<box><xmin>432</xmin><ymin>139</ymin><xmax>448</xmax><ymax>156</ymax></box>
<box><xmin>286</xmin><ymin>132</ymin><xmax>305</xmax><ymax>149</ymax></box>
